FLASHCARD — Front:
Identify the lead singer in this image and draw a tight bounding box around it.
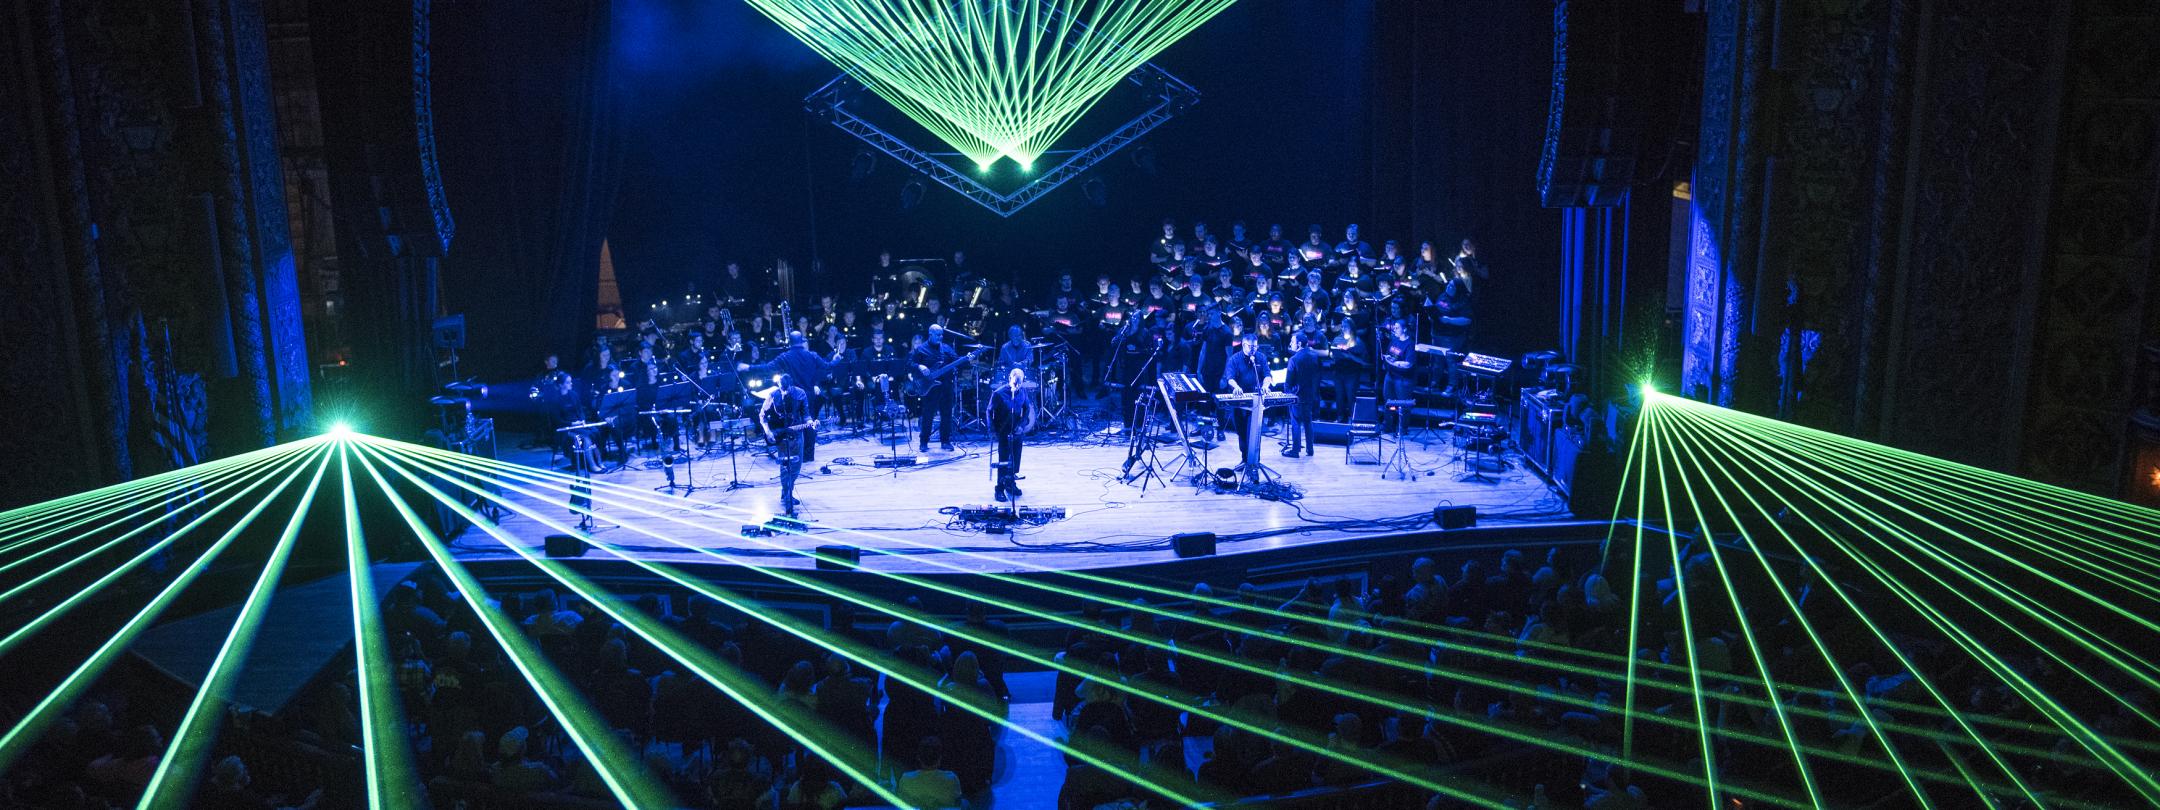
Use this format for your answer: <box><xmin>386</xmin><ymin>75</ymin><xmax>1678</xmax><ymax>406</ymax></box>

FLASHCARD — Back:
<box><xmin>989</xmin><ymin>367</ymin><xmax>1036</xmax><ymax>502</ymax></box>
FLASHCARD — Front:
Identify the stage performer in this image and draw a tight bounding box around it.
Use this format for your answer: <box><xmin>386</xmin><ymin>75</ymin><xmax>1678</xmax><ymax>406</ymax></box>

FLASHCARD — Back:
<box><xmin>1285</xmin><ymin>331</ymin><xmax>1324</xmax><ymax>457</ymax></box>
<box><xmin>1220</xmin><ymin>332</ymin><xmax>1267</xmax><ymax>460</ymax></box>
<box><xmin>911</xmin><ymin>323</ymin><xmax>963</xmax><ymax>453</ymax></box>
<box><xmin>997</xmin><ymin>324</ymin><xmax>1034</xmax><ymax>373</ymax></box>
<box><xmin>1381</xmin><ymin>317</ymin><xmax>1418</xmax><ymax>404</ymax></box>
<box><xmin>990</xmin><ymin>367</ymin><xmax>1036</xmax><ymax>502</ymax></box>
<box><xmin>760</xmin><ymin>373</ymin><xmax>817</xmax><ymax>519</ymax></box>
<box><xmin>742</xmin><ymin>330</ymin><xmax>830</xmax><ymax>461</ymax></box>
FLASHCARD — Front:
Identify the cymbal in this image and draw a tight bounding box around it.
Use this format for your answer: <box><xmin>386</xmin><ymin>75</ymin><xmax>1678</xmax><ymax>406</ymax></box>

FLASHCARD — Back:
<box><xmin>638</xmin><ymin>408</ymin><xmax>693</xmax><ymax>415</ymax></box>
<box><xmin>429</xmin><ymin>396</ymin><xmax>466</xmax><ymax>406</ymax></box>
<box><xmin>556</xmin><ymin>421</ymin><xmax>607</xmax><ymax>432</ymax></box>
<box><xmin>1025</xmin><ymin>341</ymin><xmax>1056</xmax><ymax>348</ymax></box>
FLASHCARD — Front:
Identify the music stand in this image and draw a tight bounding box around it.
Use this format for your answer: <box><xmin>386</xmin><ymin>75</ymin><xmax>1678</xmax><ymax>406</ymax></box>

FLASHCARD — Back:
<box><xmin>718</xmin><ymin>417</ymin><xmax>756</xmax><ymax>491</ymax></box>
<box><xmin>1120</xmin><ymin>392</ymin><xmax>1172</xmax><ymax>492</ymax></box>
<box><xmin>556</xmin><ymin>421</ymin><xmax>603</xmax><ymax>530</ymax></box>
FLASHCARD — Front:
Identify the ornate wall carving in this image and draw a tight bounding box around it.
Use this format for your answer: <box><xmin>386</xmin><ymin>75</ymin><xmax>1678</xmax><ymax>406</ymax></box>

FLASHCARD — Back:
<box><xmin>2020</xmin><ymin>1</ymin><xmax>2160</xmax><ymax>490</ymax></box>
<box><xmin>1882</xmin><ymin>0</ymin><xmax>2059</xmax><ymax>466</ymax></box>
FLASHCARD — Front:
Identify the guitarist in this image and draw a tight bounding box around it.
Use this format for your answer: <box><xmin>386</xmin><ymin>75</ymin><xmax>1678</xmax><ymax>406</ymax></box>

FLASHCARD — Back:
<box><xmin>910</xmin><ymin>323</ymin><xmax>963</xmax><ymax>453</ymax></box>
<box><xmin>761</xmin><ymin>373</ymin><xmax>817</xmax><ymax>518</ymax></box>
<box><xmin>741</xmin><ymin>330</ymin><xmax>829</xmax><ymax>461</ymax></box>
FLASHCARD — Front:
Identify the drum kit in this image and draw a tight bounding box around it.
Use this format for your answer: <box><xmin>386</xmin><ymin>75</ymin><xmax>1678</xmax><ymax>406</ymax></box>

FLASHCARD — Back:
<box><xmin>967</xmin><ymin>340</ymin><xmax>1073</xmax><ymax>432</ymax></box>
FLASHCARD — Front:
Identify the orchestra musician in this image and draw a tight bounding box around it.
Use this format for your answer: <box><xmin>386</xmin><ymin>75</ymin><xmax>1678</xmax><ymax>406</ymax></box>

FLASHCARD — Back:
<box><xmin>1195</xmin><ymin>309</ymin><xmax>1233</xmax><ymax>393</ymax></box>
<box><xmin>1380</xmin><ymin>317</ymin><xmax>1417</xmax><ymax>404</ymax></box>
<box><xmin>989</xmin><ymin>367</ymin><xmax>1036</xmax><ymax>502</ymax></box>
<box><xmin>1259</xmin><ymin>223</ymin><xmax>1293</xmax><ymax>272</ymax></box>
<box><xmin>997</xmin><ymin>324</ymin><xmax>1035</xmax><ymax>373</ymax></box>
<box><xmin>1453</xmin><ymin>237</ymin><xmax>1489</xmax><ymax>280</ymax></box>
<box><xmin>1302</xmin><ymin>224</ymin><xmax>1330</xmax><ymax>266</ymax></box>
<box><xmin>1334</xmin><ymin>223</ymin><xmax>1375</xmax><ymax>270</ymax></box>
<box><xmin>760</xmin><ymin>373</ymin><xmax>816</xmax><ymax>519</ymax></box>
<box><xmin>911</xmin><ymin>322</ymin><xmax>962</xmax><ymax>453</ymax></box>
<box><xmin>1226</xmin><ymin>221</ymin><xmax>1254</xmax><ymax>260</ymax></box>
<box><xmin>1326</xmin><ymin>319</ymin><xmax>1366</xmax><ymax>420</ymax></box>
<box><xmin>1150</xmin><ymin>218</ymin><xmax>1183</xmax><ymax>263</ymax></box>
<box><xmin>548</xmin><ymin>370</ymin><xmax>597</xmax><ymax>470</ymax></box>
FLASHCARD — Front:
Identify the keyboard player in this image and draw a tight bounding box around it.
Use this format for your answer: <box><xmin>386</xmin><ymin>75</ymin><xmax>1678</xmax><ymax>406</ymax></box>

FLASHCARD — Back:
<box><xmin>1220</xmin><ymin>332</ymin><xmax>1268</xmax><ymax>460</ymax></box>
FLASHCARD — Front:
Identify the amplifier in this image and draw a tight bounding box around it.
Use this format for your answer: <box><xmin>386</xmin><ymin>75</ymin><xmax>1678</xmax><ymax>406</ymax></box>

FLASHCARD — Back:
<box><xmin>1518</xmin><ymin>390</ymin><xmax>1558</xmax><ymax>477</ymax></box>
<box><xmin>1311</xmin><ymin>420</ymin><xmax>1351</xmax><ymax>445</ymax></box>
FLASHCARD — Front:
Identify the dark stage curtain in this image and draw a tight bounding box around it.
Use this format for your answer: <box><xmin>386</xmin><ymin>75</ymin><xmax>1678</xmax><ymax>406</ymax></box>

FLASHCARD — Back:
<box><xmin>434</xmin><ymin>0</ymin><xmax>626</xmax><ymax>377</ymax></box>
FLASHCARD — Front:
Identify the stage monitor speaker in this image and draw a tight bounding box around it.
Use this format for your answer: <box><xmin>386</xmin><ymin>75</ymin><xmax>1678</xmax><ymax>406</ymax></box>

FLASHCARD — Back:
<box><xmin>1434</xmin><ymin>505</ymin><xmax>1478</xmax><ymax>530</ymax></box>
<box><xmin>1311</xmin><ymin>420</ymin><xmax>1350</xmax><ymax>445</ymax></box>
<box><xmin>1171</xmin><ymin>532</ymin><xmax>1217</xmax><ymax>558</ymax></box>
<box><xmin>814</xmin><ymin>545</ymin><xmax>861</xmax><ymax>571</ymax></box>
<box><xmin>544</xmin><ymin>534</ymin><xmax>587</xmax><ymax>558</ymax></box>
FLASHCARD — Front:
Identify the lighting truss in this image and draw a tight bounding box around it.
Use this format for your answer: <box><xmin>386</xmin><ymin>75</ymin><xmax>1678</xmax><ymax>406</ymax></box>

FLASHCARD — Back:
<box><xmin>790</xmin><ymin>0</ymin><xmax>1206</xmax><ymax>217</ymax></box>
<box><xmin>808</xmin><ymin>68</ymin><xmax>1194</xmax><ymax>217</ymax></box>
<box><xmin>2</xmin><ymin>408</ymin><xmax>2156</xmax><ymax>807</ymax></box>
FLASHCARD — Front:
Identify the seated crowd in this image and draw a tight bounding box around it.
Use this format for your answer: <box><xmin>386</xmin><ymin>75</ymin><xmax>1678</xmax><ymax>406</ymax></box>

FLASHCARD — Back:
<box><xmin>11</xmin><ymin>531</ymin><xmax>2143</xmax><ymax>808</ymax></box>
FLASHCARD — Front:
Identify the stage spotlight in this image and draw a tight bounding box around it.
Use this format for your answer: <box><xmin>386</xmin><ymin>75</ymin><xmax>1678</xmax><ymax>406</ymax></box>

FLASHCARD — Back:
<box><xmin>1018</xmin><ymin>159</ymin><xmax>1033</xmax><ymax>173</ymax></box>
<box><xmin>848</xmin><ymin>150</ymin><xmax>876</xmax><ymax>182</ymax></box>
<box><xmin>900</xmin><ymin>177</ymin><xmax>926</xmax><ymax>210</ymax></box>
<box><xmin>326</xmin><ymin>420</ymin><xmax>353</xmax><ymax>437</ymax></box>
<box><xmin>976</xmin><ymin>158</ymin><xmax>996</xmax><ymax>173</ymax></box>
<box><xmin>1082</xmin><ymin>176</ymin><xmax>1107</xmax><ymax>207</ymax></box>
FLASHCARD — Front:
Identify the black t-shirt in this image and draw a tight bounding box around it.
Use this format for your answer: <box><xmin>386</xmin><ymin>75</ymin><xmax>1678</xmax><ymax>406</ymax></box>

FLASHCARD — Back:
<box><xmin>990</xmin><ymin>385</ymin><xmax>1032</xmax><ymax>435</ymax></box>
<box><xmin>910</xmin><ymin>339</ymin><xmax>961</xmax><ymax>391</ymax></box>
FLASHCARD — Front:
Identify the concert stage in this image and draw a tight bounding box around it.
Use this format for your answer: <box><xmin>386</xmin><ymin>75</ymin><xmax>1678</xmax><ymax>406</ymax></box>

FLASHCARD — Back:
<box><xmin>450</xmin><ymin>423</ymin><xmax>1572</xmax><ymax>574</ymax></box>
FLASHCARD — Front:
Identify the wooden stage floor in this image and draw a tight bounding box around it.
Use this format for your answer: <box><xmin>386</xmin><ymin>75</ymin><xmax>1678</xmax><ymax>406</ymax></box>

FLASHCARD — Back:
<box><xmin>447</xmin><ymin>424</ymin><xmax>1569</xmax><ymax>574</ymax></box>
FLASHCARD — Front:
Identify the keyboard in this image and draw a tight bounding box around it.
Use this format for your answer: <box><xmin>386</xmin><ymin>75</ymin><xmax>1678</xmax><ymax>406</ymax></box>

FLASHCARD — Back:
<box><xmin>1158</xmin><ymin>372</ymin><xmax>1209</xmax><ymax>404</ymax></box>
<box><xmin>1215</xmin><ymin>392</ymin><xmax>1297</xmax><ymax>407</ymax></box>
<box><xmin>1459</xmin><ymin>353</ymin><xmax>1512</xmax><ymax>375</ymax></box>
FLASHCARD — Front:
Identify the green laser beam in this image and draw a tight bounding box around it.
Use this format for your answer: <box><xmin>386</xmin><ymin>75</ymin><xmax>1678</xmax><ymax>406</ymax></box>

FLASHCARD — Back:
<box><xmin>381</xmin><ymin>432</ymin><xmax>2096</xmax><ymax>803</ymax></box>
<box><xmin>354</xmin><ymin>441</ymin><xmax>1222</xmax><ymax>808</ymax></box>
<box><xmin>1654</xmin><ymin>399</ymin><xmax>2160</xmax><ymax>803</ymax></box>
<box><xmin>0</xmin><ymin>441</ymin><xmax>325</xmax><ymax>652</ymax></box>
<box><xmin>743</xmin><ymin>0</ymin><xmax>1236</xmax><ymax>165</ymax></box>
<box><xmin>139</xmin><ymin>450</ymin><xmax>330</xmax><ymax>809</ymax></box>
<box><xmin>336</xmin><ymin>442</ymin><xmax>426</xmax><ymax>810</ymax></box>
<box><xmin>365</xmin><ymin>438</ymin><xmax>1809</xmax><ymax>809</ymax></box>
<box><xmin>0</xmin><ymin>444</ymin><xmax>329</xmax><ymax>777</ymax></box>
<box><xmin>348</xmin><ymin>447</ymin><xmax>679</xmax><ymax>809</ymax></box>
<box><xmin>352</xmin><ymin>444</ymin><xmax>912</xmax><ymax>807</ymax></box>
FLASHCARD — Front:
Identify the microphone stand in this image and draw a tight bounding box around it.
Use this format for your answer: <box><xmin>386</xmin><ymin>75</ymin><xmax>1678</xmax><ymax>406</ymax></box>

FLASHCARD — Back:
<box><xmin>653</xmin><ymin>361</ymin><xmax>708</xmax><ymax>495</ymax></box>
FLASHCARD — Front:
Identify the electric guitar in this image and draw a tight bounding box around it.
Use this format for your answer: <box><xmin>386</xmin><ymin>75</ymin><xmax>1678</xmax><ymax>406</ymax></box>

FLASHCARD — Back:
<box><xmin>903</xmin><ymin>347</ymin><xmax>987</xmax><ymax>397</ymax></box>
<box><xmin>762</xmin><ymin>408</ymin><xmax>819</xmax><ymax>439</ymax></box>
